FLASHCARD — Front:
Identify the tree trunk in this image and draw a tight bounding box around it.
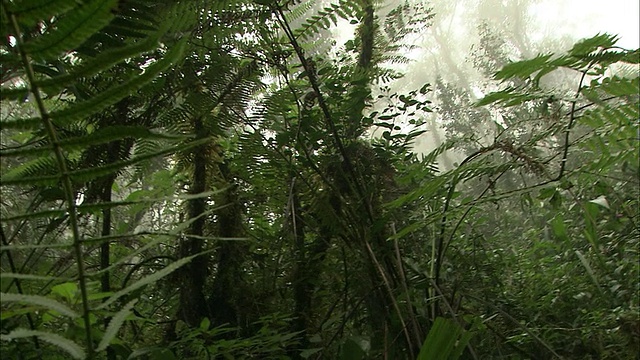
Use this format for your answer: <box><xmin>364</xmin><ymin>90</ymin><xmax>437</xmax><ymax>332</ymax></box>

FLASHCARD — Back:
<box><xmin>178</xmin><ymin>117</ymin><xmax>210</xmax><ymax>327</ymax></box>
<box><xmin>207</xmin><ymin>159</ymin><xmax>247</xmax><ymax>329</ymax></box>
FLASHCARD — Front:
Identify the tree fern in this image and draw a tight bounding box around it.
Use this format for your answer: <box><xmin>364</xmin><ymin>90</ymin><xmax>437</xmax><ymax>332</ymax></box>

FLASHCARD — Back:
<box><xmin>293</xmin><ymin>0</ymin><xmax>363</xmax><ymax>41</ymax></box>
<box><xmin>1</xmin><ymin>0</ymin><xmax>199</xmax><ymax>358</ymax></box>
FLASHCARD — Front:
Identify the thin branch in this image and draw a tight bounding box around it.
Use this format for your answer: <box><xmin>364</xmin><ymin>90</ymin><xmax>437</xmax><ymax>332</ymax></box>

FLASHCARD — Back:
<box><xmin>364</xmin><ymin>241</ymin><xmax>416</xmax><ymax>359</ymax></box>
<box><xmin>555</xmin><ymin>70</ymin><xmax>589</xmax><ymax>181</ymax></box>
<box><xmin>435</xmin><ymin>144</ymin><xmax>498</xmax><ymax>289</ymax></box>
<box><xmin>427</xmin><ymin>278</ymin><xmax>479</xmax><ymax>360</ymax></box>
<box><xmin>465</xmin><ymin>294</ymin><xmax>564</xmax><ymax>359</ymax></box>
<box><xmin>392</xmin><ymin>222</ymin><xmax>423</xmax><ymax>346</ymax></box>
<box><xmin>273</xmin><ymin>3</ymin><xmax>374</xmax><ymax>224</ymax></box>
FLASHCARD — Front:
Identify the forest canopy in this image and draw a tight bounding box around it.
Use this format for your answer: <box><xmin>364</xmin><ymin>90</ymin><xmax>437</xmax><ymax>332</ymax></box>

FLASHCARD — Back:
<box><xmin>0</xmin><ymin>0</ymin><xmax>638</xmax><ymax>359</ymax></box>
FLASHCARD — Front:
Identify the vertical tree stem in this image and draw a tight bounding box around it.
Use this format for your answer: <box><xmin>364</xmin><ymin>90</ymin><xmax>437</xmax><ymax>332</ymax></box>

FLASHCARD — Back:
<box><xmin>5</xmin><ymin>6</ymin><xmax>95</xmax><ymax>357</ymax></box>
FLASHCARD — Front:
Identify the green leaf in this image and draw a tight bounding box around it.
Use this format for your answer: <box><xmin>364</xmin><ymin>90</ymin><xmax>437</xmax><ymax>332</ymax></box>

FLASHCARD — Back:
<box><xmin>300</xmin><ymin>347</ymin><xmax>323</xmax><ymax>359</ymax></box>
<box><xmin>0</xmin><ymin>328</ymin><xmax>85</xmax><ymax>359</ymax></box>
<box><xmin>417</xmin><ymin>317</ymin><xmax>472</xmax><ymax>360</ymax></box>
<box><xmin>97</xmin><ymin>299</ymin><xmax>138</xmax><ymax>352</ymax></box>
<box><xmin>340</xmin><ymin>337</ymin><xmax>367</xmax><ymax>360</ymax></box>
<box><xmin>51</xmin><ymin>282</ymin><xmax>78</xmax><ymax>302</ymax></box>
<box><xmin>374</xmin><ymin>122</ymin><xmax>394</xmax><ymax>129</ymax></box>
<box><xmin>549</xmin><ymin>190</ymin><xmax>562</xmax><ymax>209</ymax></box>
<box><xmin>575</xmin><ymin>250</ymin><xmax>601</xmax><ymax>289</ymax></box>
<box><xmin>583</xmin><ymin>201</ymin><xmax>601</xmax><ymax>244</ymax></box>
<box><xmin>199</xmin><ymin>317</ymin><xmax>210</xmax><ymax>330</ymax></box>
<box><xmin>1</xmin><ymin>307</ymin><xmax>40</xmax><ymax>320</ymax></box>
<box><xmin>537</xmin><ymin>187</ymin><xmax>556</xmax><ymax>200</ymax></box>
<box><xmin>1</xmin><ymin>292</ymin><xmax>79</xmax><ymax>318</ymax></box>
<box><xmin>475</xmin><ymin>88</ymin><xmax>516</xmax><ymax>106</ymax></box>
<box><xmin>550</xmin><ymin>215</ymin><xmax>568</xmax><ymax>243</ymax></box>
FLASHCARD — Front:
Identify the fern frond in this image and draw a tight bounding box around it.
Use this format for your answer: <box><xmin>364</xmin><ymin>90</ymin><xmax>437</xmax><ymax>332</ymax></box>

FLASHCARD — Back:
<box><xmin>1</xmin><ymin>136</ymin><xmax>210</xmax><ymax>186</ymax></box>
<box><xmin>21</xmin><ymin>0</ymin><xmax>119</xmax><ymax>61</ymax></box>
<box><xmin>580</xmin><ymin>103</ymin><xmax>639</xmax><ymax>130</ymax></box>
<box><xmin>583</xmin><ymin>76</ymin><xmax>639</xmax><ymax>98</ymax></box>
<box><xmin>475</xmin><ymin>86</ymin><xmax>550</xmax><ymax>107</ymax></box>
<box><xmin>0</xmin><ymin>113</ymin><xmax>38</xmax><ymax>129</ymax></box>
<box><xmin>380</xmin><ymin>54</ymin><xmax>411</xmax><ymax>65</ymax></box>
<box><xmin>51</xmin><ymin>40</ymin><xmax>186</xmax><ymax>121</ymax></box>
<box><xmin>1</xmin><ymin>292</ymin><xmax>80</xmax><ymax>318</ymax></box>
<box><xmin>155</xmin><ymin>105</ymin><xmax>197</xmax><ymax>134</ymax></box>
<box><xmin>0</xmin><ymin>155</ymin><xmax>59</xmax><ymax>183</ymax></box>
<box><xmin>0</xmin><ymin>329</ymin><xmax>85</xmax><ymax>359</ymax></box>
<box><xmin>41</xmin><ymin>36</ymin><xmax>160</xmax><ymax>91</ymax></box>
<box><xmin>96</xmin><ymin>299</ymin><xmax>137</xmax><ymax>352</ymax></box>
<box><xmin>285</xmin><ymin>0</ymin><xmax>314</xmax><ymax>21</ymax></box>
<box><xmin>5</xmin><ymin>0</ymin><xmax>80</xmax><ymax>26</ymax></box>
<box><xmin>294</xmin><ymin>0</ymin><xmax>363</xmax><ymax>41</ymax></box>
<box><xmin>0</xmin><ymin>125</ymin><xmax>188</xmax><ymax>158</ymax></box>
<box><xmin>568</xmin><ymin>33</ymin><xmax>619</xmax><ymax>56</ymax></box>
<box><xmin>493</xmin><ymin>54</ymin><xmax>553</xmax><ymax>81</ymax></box>
<box><xmin>374</xmin><ymin>68</ymin><xmax>404</xmax><ymax>84</ymax></box>
<box><xmin>114</xmin><ymin>0</ymin><xmax>159</xmax><ymax>25</ymax></box>
<box><xmin>382</xmin><ymin>1</ymin><xmax>434</xmax><ymax>44</ymax></box>
<box><xmin>96</xmin><ymin>253</ymin><xmax>203</xmax><ymax>310</ymax></box>
<box><xmin>1</xmin><ymin>40</ymin><xmax>186</xmax><ymax>130</ymax></box>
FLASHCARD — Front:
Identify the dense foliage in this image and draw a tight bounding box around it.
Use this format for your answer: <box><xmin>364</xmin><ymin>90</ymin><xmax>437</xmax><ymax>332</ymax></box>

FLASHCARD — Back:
<box><xmin>1</xmin><ymin>0</ymin><xmax>638</xmax><ymax>359</ymax></box>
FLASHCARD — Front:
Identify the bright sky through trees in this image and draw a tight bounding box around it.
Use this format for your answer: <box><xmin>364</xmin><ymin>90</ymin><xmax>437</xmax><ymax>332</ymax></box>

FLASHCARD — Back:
<box><xmin>532</xmin><ymin>0</ymin><xmax>639</xmax><ymax>49</ymax></box>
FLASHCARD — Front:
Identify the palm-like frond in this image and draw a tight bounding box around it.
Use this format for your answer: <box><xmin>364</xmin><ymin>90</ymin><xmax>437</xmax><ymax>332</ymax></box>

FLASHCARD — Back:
<box><xmin>1</xmin><ymin>1</ymin><xmax>199</xmax><ymax>357</ymax></box>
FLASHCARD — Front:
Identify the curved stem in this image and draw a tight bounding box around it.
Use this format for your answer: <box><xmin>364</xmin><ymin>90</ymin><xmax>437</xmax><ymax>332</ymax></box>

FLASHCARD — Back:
<box><xmin>555</xmin><ymin>70</ymin><xmax>588</xmax><ymax>181</ymax></box>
